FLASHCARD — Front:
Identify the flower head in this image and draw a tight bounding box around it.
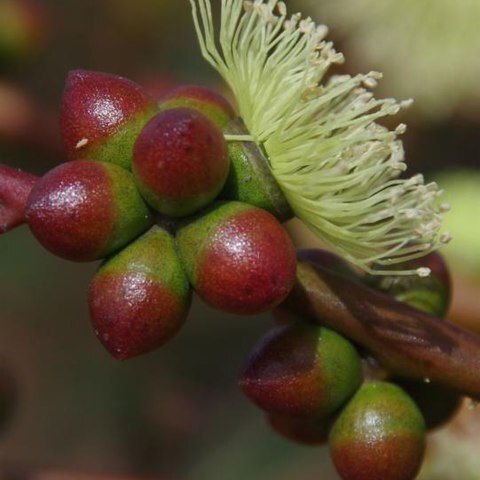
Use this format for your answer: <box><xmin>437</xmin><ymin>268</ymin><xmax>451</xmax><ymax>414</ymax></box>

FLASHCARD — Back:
<box><xmin>190</xmin><ymin>0</ymin><xmax>450</xmax><ymax>275</ymax></box>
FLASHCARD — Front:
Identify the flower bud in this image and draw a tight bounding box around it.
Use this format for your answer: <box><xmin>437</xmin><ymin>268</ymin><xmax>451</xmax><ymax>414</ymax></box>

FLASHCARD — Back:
<box><xmin>329</xmin><ymin>381</ymin><xmax>426</xmax><ymax>480</ymax></box>
<box><xmin>26</xmin><ymin>160</ymin><xmax>152</xmax><ymax>261</ymax></box>
<box><xmin>60</xmin><ymin>70</ymin><xmax>158</xmax><ymax>169</ymax></box>
<box><xmin>176</xmin><ymin>201</ymin><xmax>296</xmax><ymax>314</ymax></box>
<box><xmin>89</xmin><ymin>226</ymin><xmax>192</xmax><ymax>359</ymax></box>
<box><xmin>133</xmin><ymin>108</ymin><xmax>229</xmax><ymax>217</ymax></box>
<box><xmin>239</xmin><ymin>323</ymin><xmax>363</xmax><ymax>417</ymax></box>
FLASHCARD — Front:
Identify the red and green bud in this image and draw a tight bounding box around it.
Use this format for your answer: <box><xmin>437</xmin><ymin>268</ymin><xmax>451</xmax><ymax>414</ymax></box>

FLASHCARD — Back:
<box><xmin>176</xmin><ymin>201</ymin><xmax>296</xmax><ymax>314</ymax></box>
<box><xmin>133</xmin><ymin>107</ymin><xmax>229</xmax><ymax>217</ymax></box>
<box><xmin>239</xmin><ymin>323</ymin><xmax>363</xmax><ymax>417</ymax></box>
<box><xmin>25</xmin><ymin>160</ymin><xmax>152</xmax><ymax>261</ymax></box>
<box><xmin>60</xmin><ymin>70</ymin><xmax>158</xmax><ymax>170</ymax></box>
<box><xmin>329</xmin><ymin>382</ymin><xmax>426</xmax><ymax>480</ymax></box>
<box><xmin>0</xmin><ymin>164</ymin><xmax>37</xmax><ymax>233</ymax></box>
<box><xmin>159</xmin><ymin>84</ymin><xmax>236</xmax><ymax>128</ymax></box>
<box><xmin>368</xmin><ymin>252</ymin><xmax>451</xmax><ymax>317</ymax></box>
<box><xmin>88</xmin><ymin>226</ymin><xmax>192</xmax><ymax>360</ymax></box>
<box><xmin>267</xmin><ymin>413</ymin><xmax>331</xmax><ymax>446</ymax></box>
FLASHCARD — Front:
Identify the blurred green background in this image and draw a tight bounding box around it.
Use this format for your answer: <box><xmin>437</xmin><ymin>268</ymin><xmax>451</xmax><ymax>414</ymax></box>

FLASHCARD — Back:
<box><xmin>0</xmin><ymin>1</ymin><xmax>479</xmax><ymax>479</ymax></box>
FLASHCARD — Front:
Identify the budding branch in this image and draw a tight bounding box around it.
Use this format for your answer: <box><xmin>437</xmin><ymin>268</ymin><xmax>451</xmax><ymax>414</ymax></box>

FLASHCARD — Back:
<box><xmin>284</xmin><ymin>261</ymin><xmax>480</xmax><ymax>400</ymax></box>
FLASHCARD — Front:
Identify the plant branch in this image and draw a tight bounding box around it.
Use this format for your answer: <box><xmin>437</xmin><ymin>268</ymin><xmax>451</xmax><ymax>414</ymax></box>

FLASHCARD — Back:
<box><xmin>0</xmin><ymin>165</ymin><xmax>37</xmax><ymax>233</ymax></box>
<box><xmin>282</xmin><ymin>260</ymin><xmax>480</xmax><ymax>399</ymax></box>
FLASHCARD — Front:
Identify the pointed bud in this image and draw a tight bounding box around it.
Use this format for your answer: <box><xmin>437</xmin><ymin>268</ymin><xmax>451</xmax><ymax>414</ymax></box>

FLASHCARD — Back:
<box><xmin>25</xmin><ymin>160</ymin><xmax>152</xmax><ymax>261</ymax></box>
<box><xmin>133</xmin><ymin>108</ymin><xmax>229</xmax><ymax>217</ymax></box>
<box><xmin>89</xmin><ymin>226</ymin><xmax>192</xmax><ymax>359</ymax></box>
<box><xmin>176</xmin><ymin>201</ymin><xmax>296</xmax><ymax>314</ymax></box>
<box><xmin>239</xmin><ymin>323</ymin><xmax>363</xmax><ymax>417</ymax></box>
<box><xmin>60</xmin><ymin>70</ymin><xmax>158</xmax><ymax>169</ymax></box>
<box><xmin>329</xmin><ymin>382</ymin><xmax>426</xmax><ymax>480</ymax></box>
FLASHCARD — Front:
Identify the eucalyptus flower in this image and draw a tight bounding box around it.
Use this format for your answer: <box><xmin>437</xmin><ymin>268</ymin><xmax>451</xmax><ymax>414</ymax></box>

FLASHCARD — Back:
<box><xmin>189</xmin><ymin>0</ymin><xmax>450</xmax><ymax>276</ymax></box>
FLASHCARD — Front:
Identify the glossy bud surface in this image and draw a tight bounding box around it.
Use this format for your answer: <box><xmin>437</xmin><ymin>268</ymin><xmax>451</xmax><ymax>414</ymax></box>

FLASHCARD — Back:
<box><xmin>133</xmin><ymin>108</ymin><xmax>229</xmax><ymax>217</ymax></box>
<box><xmin>89</xmin><ymin>226</ymin><xmax>192</xmax><ymax>359</ymax></box>
<box><xmin>26</xmin><ymin>160</ymin><xmax>152</xmax><ymax>261</ymax></box>
<box><xmin>329</xmin><ymin>381</ymin><xmax>426</xmax><ymax>480</ymax></box>
<box><xmin>60</xmin><ymin>70</ymin><xmax>158</xmax><ymax>169</ymax></box>
<box><xmin>176</xmin><ymin>201</ymin><xmax>296</xmax><ymax>314</ymax></box>
<box><xmin>239</xmin><ymin>323</ymin><xmax>362</xmax><ymax>417</ymax></box>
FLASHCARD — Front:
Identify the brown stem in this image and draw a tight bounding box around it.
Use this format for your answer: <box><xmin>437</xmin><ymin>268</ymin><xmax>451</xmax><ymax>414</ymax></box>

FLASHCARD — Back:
<box><xmin>0</xmin><ymin>164</ymin><xmax>37</xmax><ymax>233</ymax></box>
<box><xmin>282</xmin><ymin>261</ymin><xmax>480</xmax><ymax>399</ymax></box>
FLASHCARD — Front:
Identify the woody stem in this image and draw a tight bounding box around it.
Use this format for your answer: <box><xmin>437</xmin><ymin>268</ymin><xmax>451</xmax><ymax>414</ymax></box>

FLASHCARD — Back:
<box><xmin>282</xmin><ymin>260</ymin><xmax>480</xmax><ymax>399</ymax></box>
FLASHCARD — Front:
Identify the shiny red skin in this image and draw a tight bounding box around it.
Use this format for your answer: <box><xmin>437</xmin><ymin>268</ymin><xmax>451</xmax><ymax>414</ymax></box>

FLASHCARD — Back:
<box><xmin>195</xmin><ymin>206</ymin><xmax>296</xmax><ymax>314</ymax></box>
<box><xmin>60</xmin><ymin>70</ymin><xmax>157</xmax><ymax>158</ymax></box>
<box><xmin>89</xmin><ymin>272</ymin><xmax>185</xmax><ymax>360</ymax></box>
<box><xmin>239</xmin><ymin>323</ymin><xmax>362</xmax><ymax>417</ymax></box>
<box><xmin>332</xmin><ymin>437</ymin><xmax>423</xmax><ymax>480</ymax></box>
<box><xmin>133</xmin><ymin>108</ymin><xmax>229</xmax><ymax>216</ymax></box>
<box><xmin>329</xmin><ymin>382</ymin><xmax>425</xmax><ymax>480</ymax></box>
<box><xmin>25</xmin><ymin>160</ymin><xmax>115</xmax><ymax>261</ymax></box>
<box><xmin>0</xmin><ymin>164</ymin><xmax>37</xmax><ymax>233</ymax></box>
<box><xmin>240</xmin><ymin>325</ymin><xmax>324</xmax><ymax>416</ymax></box>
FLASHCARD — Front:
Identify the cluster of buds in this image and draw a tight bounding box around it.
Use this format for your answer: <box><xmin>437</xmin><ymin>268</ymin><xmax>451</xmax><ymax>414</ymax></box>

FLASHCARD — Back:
<box><xmin>240</xmin><ymin>249</ymin><xmax>460</xmax><ymax>480</ymax></box>
<box><xmin>1</xmin><ymin>1</ymin><xmax>476</xmax><ymax>479</ymax></box>
<box><xmin>13</xmin><ymin>69</ymin><xmax>296</xmax><ymax>360</ymax></box>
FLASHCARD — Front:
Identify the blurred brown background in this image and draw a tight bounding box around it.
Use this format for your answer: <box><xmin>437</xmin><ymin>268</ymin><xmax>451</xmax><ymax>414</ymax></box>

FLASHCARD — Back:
<box><xmin>0</xmin><ymin>1</ymin><xmax>479</xmax><ymax>479</ymax></box>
